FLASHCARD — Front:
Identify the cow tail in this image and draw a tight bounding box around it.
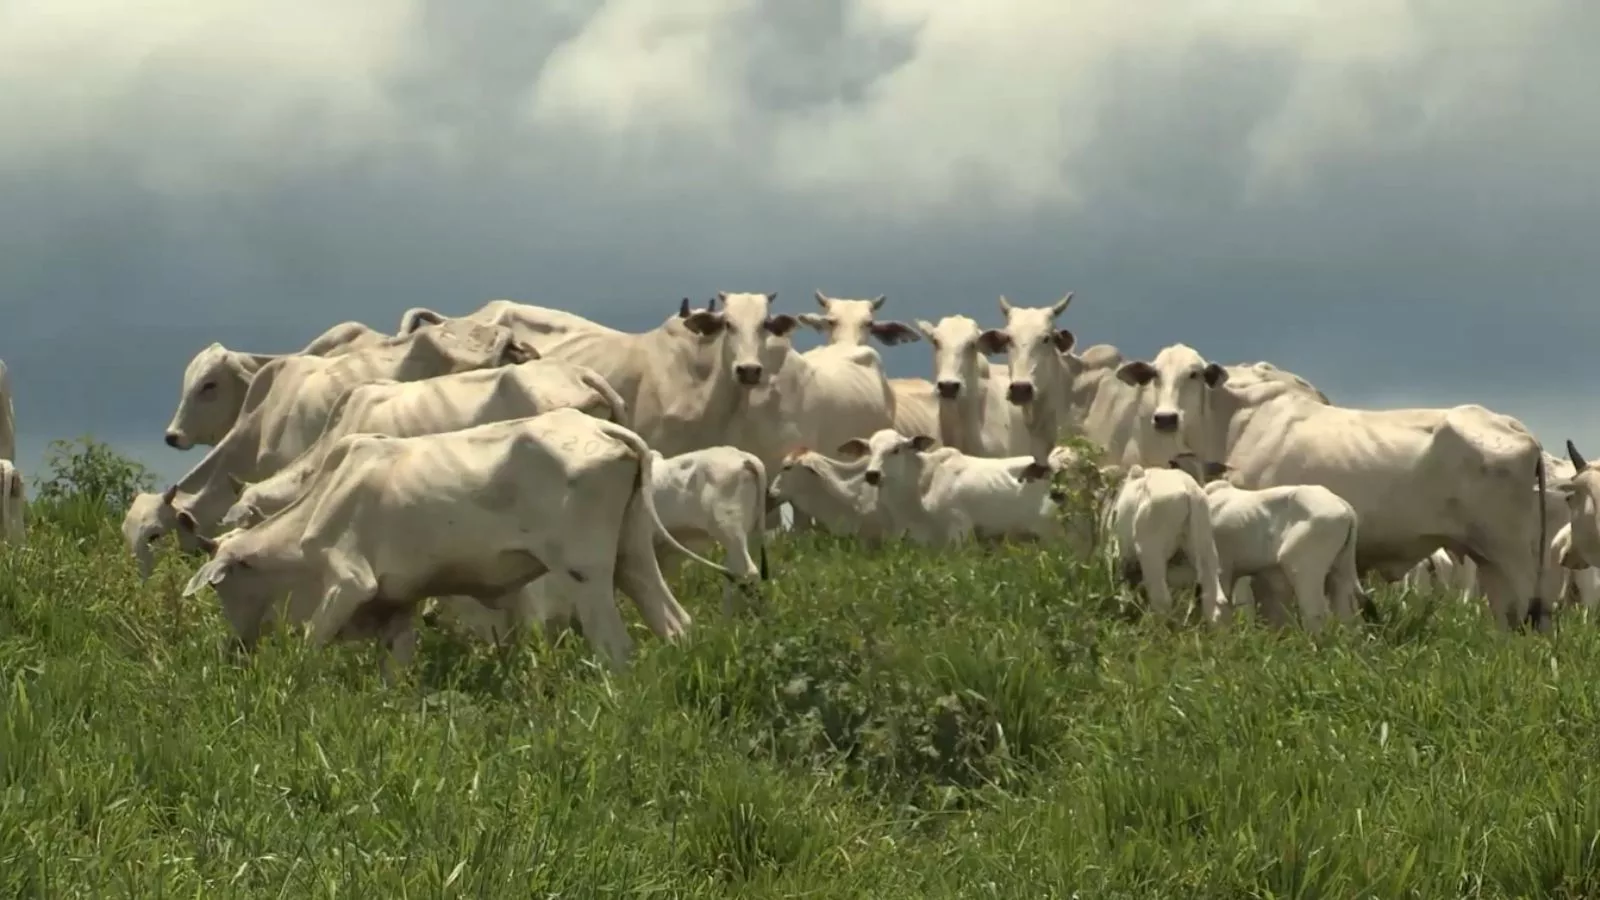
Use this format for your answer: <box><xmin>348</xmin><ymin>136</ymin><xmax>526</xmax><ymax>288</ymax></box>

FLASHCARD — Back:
<box><xmin>607</xmin><ymin>424</ymin><xmax>738</xmax><ymax>582</ymax></box>
<box><xmin>581</xmin><ymin>370</ymin><xmax>631</xmax><ymax>431</ymax></box>
<box><xmin>1531</xmin><ymin>453</ymin><xmax>1550</xmax><ymax>630</ymax></box>
<box><xmin>743</xmin><ymin>455</ymin><xmax>770</xmax><ymax>581</ymax></box>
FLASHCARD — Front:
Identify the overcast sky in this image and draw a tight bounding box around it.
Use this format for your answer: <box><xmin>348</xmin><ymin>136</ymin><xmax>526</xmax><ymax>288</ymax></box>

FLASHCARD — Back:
<box><xmin>3</xmin><ymin>0</ymin><xmax>1597</xmax><ymax>485</ymax></box>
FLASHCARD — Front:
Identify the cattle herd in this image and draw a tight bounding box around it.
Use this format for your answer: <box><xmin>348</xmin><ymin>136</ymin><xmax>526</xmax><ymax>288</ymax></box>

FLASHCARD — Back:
<box><xmin>2</xmin><ymin>290</ymin><xmax>1599</xmax><ymax>683</ymax></box>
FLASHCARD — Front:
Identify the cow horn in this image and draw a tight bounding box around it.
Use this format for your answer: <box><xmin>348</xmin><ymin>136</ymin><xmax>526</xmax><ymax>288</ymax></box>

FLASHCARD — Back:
<box><xmin>1569</xmin><ymin>439</ymin><xmax>1589</xmax><ymax>471</ymax></box>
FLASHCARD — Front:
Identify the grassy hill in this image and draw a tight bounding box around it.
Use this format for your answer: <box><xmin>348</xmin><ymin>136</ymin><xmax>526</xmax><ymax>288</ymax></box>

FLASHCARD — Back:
<box><xmin>3</xmin><ymin>441</ymin><xmax>1600</xmax><ymax>897</ymax></box>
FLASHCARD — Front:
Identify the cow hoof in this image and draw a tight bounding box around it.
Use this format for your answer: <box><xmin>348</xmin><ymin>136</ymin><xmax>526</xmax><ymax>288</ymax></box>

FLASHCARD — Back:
<box><xmin>1524</xmin><ymin>599</ymin><xmax>1553</xmax><ymax>634</ymax></box>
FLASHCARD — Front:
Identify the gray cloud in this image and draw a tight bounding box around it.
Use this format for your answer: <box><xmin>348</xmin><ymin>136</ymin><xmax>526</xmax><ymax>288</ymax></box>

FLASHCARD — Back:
<box><xmin>2</xmin><ymin>0</ymin><xmax>1597</xmax><ymax>486</ymax></box>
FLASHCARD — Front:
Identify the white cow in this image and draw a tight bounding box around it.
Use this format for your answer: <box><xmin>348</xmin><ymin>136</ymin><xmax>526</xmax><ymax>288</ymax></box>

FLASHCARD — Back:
<box><xmin>888</xmin><ymin>378</ymin><xmax>941</xmax><ymax>446</ymax></box>
<box><xmin>181</xmin><ymin>409</ymin><xmax>738</xmax><ymax>680</ymax></box>
<box><xmin>640</xmin><ymin>446</ymin><xmax>770</xmax><ymax>613</ymax></box>
<box><xmin>219</xmin><ymin>360</ymin><xmax>627</xmax><ymax>530</ymax></box>
<box><xmin>797</xmin><ymin>291</ymin><xmax>921</xmax><ymax>349</ymax></box>
<box><xmin>835</xmin><ymin>428</ymin><xmax>1068</xmax><ymax>547</ymax></box>
<box><xmin>0</xmin><ymin>358</ymin><xmax>14</xmax><ymax>463</ymax></box>
<box><xmin>767</xmin><ymin>447</ymin><xmax>893</xmax><ymax>543</ymax></box>
<box><xmin>0</xmin><ymin>458</ymin><xmax>24</xmax><ymax>546</ymax></box>
<box><xmin>1120</xmin><ymin>342</ymin><xmax>1552</xmax><ymax>630</ymax></box>
<box><xmin>916</xmin><ymin>315</ymin><xmax>1030</xmax><ymax>456</ymax></box>
<box><xmin>1101</xmin><ymin>463</ymin><xmax>1228</xmax><ymax>623</ymax></box>
<box><xmin>1549</xmin><ymin>521</ymin><xmax>1600</xmax><ymax>611</ymax></box>
<box><xmin>165</xmin><ymin>321</ymin><xmax>389</xmax><ymax>450</ymax></box>
<box><xmin>974</xmin><ymin>294</ymin><xmax>1079</xmax><ymax>465</ymax></box>
<box><xmin>1401</xmin><ymin>549</ymin><xmax>1480</xmax><ymax>603</ymax></box>
<box><xmin>162</xmin><ymin>320</ymin><xmax>537</xmax><ymax>541</ymax></box>
<box><xmin>1168</xmin><ymin>454</ymin><xmax>1362</xmax><ymax>632</ymax></box>
<box><xmin>397</xmin><ymin>295</ymin><xmax>781</xmax><ymax>458</ymax></box>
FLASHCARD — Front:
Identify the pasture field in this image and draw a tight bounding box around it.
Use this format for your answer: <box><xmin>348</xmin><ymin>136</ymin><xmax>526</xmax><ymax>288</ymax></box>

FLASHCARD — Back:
<box><xmin>7</xmin><ymin>480</ymin><xmax>1600</xmax><ymax>896</ymax></box>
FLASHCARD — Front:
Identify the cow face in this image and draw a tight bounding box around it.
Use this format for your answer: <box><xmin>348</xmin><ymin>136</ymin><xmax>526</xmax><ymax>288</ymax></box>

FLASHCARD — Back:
<box><xmin>1115</xmin><ymin>343</ymin><xmax>1227</xmax><ymax>438</ymax></box>
<box><xmin>166</xmin><ymin>343</ymin><xmax>253</xmax><ymax>450</ymax></box>
<box><xmin>799</xmin><ymin>292</ymin><xmax>919</xmax><ymax>348</ymax></box>
<box><xmin>975</xmin><ymin>294</ymin><xmax>1076</xmax><ymax>407</ymax></box>
<box><xmin>1556</xmin><ymin>440</ymin><xmax>1600</xmax><ymax>566</ymax></box>
<box><xmin>182</xmin><ymin>544</ymin><xmax>309</xmax><ymax>649</ymax></box>
<box><xmin>695</xmin><ymin>291</ymin><xmax>796</xmax><ymax>387</ymax></box>
<box><xmin>917</xmin><ymin>315</ymin><xmax>989</xmax><ymax>401</ymax></box>
<box><xmin>837</xmin><ymin>428</ymin><xmax>936</xmax><ymax>488</ymax></box>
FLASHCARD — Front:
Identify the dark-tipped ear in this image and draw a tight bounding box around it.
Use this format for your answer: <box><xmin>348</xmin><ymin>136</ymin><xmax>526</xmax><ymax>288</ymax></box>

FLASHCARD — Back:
<box><xmin>836</xmin><ymin>438</ymin><xmax>870</xmax><ymax>460</ymax></box>
<box><xmin>1052</xmin><ymin>328</ymin><xmax>1076</xmax><ymax>353</ymax></box>
<box><xmin>1203</xmin><ymin>362</ymin><xmax>1228</xmax><ymax>388</ymax></box>
<box><xmin>797</xmin><ymin>313</ymin><xmax>829</xmax><ymax>332</ymax></box>
<box><xmin>1018</xmin><ymin>461</ymin><xmax>1052</xmax><ymax>482</ymax></box>
<box><xmin>869</xmin><ymin>321</ymin><xmax>921</xmax><ymax>346</ymax></box>
<box><xmin>176</xmin><ymin>510</ymin><xmax>199</xmax><ymax>534</ymax></box>
<box><xmin>1569</xmin><ymin>439</ymin><xmax>1588</xmax><ymax>471</ymax></box>
<box><xmin>681</xmin><ymin>311</ymin><xmax>726</xmax><ymax>336</ymax></box>
<box><xmin>909</xmin><ymin>435</ymin><xmax>937</xmax><ymax>452</ymax></box>
<box><xmin>976</xmin><ymin>329</ymin><xmax>1011</xmax><ymax>356</ymax></box>
<box><xmin>1117</xmin><ymin>361</ymin><xmax>1157</xmax><ymax>387</ymax></box>
<box><xmin>766</xmin><ymin>314</ymin><xmax>800</xmax><ymax>337</ymax></box>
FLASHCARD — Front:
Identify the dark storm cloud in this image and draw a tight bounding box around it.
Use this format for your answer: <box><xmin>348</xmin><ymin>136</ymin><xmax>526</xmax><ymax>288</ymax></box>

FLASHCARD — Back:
<box><xmin>1</xmin><ymin>0</ymin><xmax>1596</xmax><ymax>485</ymax></box>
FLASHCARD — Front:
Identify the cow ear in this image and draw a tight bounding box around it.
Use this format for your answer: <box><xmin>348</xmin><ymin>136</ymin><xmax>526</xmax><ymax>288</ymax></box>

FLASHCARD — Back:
<box><xmin>797</xmin><ymin>313</ymin><xmax>830</xmax><ymax>333</ymax></box>
<box><xmin>1117</xmin><ymin>361</ymin><xmax>1157</xmax><ymax>387</ymax></box>
<box><xmin>870</xmin><ymin>321</ymin><xmax>921</xmax><ymax>346</ymax></box>
<box><xmin>1204</xmin><ymin>461</ymin><xmax>1232</xmax><ymax>481</ymax></box>
<box><xmin>835</xmin><ymin>439</ymin><xmax>870</xmax><ymax>460</ymax></box>
<box><xmin>975</xmin><ymin>330</ymin><xmax>1010</xmax><ymax>356</ymax></box>
<box><xmin>681</xmin><ymin>311</ymin><xmax>726</xmax><ymax>336</ymax></box>
<box><xmin>914</xmin><ymin>319</ymin><xmax>938</xmax><ymax>341</ymax></box>
<box><xmin>910</xmin><ymin>435</ymin><xmax>938</xmax><ymax>452</ymax></box>
<box><xmin>1203</xmin><ymin>362</ymin><xmax>1228</xmax><ymax>388</ymax></box>
<box><xmin>1051</xmin><ymin>328</ymin><xmax>1076</xmax><ymax>353</ymax></box>
<box><xmin>766</xmin><ymin>315</ymin><xmax>800</xmax><ymax>337</ymax></box>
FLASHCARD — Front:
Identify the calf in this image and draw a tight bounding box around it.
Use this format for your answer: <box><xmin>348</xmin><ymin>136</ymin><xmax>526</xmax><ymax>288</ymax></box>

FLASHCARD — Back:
<box><xmin>1169</xmin><ymin>455</ymin><xmax>1362</xmax><ymax>633</ymax></box>
<box><xmin>646</xmin><ymin>446</ymin><xmax>770</xmax><ymax>614</ymax></box>
<box><xmin>0</xmin><ymin>459</ymin><xmax>24</xmax><ymax>546</ymax></box>
<box><xmin>1402</xmin><ymin>548</ymin><xmax>1479</xmax><ymax>603</ymax></box>
<box><xmin>181</xmin><ymin>408</ymin><xmax>738</xmax><ymax>681</ymax></box>
<box><xmin>1101</xmin><ymin>462</ymin><xmax>1227</xmax><ymax>622</ymax></box>
<box><xmin>767</xmin><ymin>447</ymin><xmax>892</xmax><ymax>543</ymax></box>
<box><xmin>835</xmin><ymin>428</ymin><xmax>1068</xmax><ymax>547</ymax></box>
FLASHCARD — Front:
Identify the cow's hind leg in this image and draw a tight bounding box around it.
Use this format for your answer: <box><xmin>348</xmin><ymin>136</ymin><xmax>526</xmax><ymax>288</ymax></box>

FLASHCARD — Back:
<box><xmin>618</xmin><ymin>494</ymin><xmax>693</xmax><ymax>641</ymax></box>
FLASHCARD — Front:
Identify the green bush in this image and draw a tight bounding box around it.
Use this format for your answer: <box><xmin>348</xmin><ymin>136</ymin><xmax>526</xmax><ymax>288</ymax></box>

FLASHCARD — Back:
<box><xmin>3</xmin><ymin>464</ymin><xmax>1600</xmax><ymax>896</ymax></box>
<box><xmin>28</xmin><ymin>436</ymin><xmax>157</xmax><ymax>541</ymax></box>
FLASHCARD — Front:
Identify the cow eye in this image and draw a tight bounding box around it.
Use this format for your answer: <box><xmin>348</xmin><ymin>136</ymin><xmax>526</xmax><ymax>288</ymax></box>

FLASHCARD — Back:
<box><xmin>199</xmin><ymin>381</ymin><xmax>218</xmax><ymax>395</ymax></box>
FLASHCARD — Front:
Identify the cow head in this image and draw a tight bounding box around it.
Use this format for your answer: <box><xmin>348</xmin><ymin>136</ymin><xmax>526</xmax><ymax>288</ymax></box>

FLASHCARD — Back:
<box><xmin>836</xmin><ymin>429</ymin><xmax>936</xmax><ymax>488</ymax></box>
<box><xmin>916</xmin><ymin>315</ymin><xmax>990</xmax><ymax>401</ymax></box>
<box><xmin>682</xmin><ymin>291</ymin><xmax>796</xmax><ymax>387</ymax></box>
<box><xmin>181</xmin><ymin>538</ymin><xmax>307</xmax><ymax>650</ymax></box>
<box><xmin>800</xmin><ymin>292</ymin><xmax>920</xmax><ymax>348</ymax></box>
<box><xmin>166</xmin><ymin>343</ymin><xmax>256</xmax><ymax>450</ymax></box>
<box><xmin>1555</xmin><ymin>440</ymin><xmax>1600</xmax><ymax>567</ymax></box>
<box><xmin>976</xmin><ymin>294</ymin><xmax>1076</xmax><ymax>407</ymax></box>
<box><xmin>1116</xmin><ymin>343</ymin><xmax>1228</xmax><ymax>439</ymax></box>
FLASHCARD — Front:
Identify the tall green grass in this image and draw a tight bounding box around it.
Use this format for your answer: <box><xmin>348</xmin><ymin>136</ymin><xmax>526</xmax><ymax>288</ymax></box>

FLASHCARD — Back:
<box><xmin>6</xmin><ymin>498</ymin><xmax>1600</xmax><ymax>897</ymax></box>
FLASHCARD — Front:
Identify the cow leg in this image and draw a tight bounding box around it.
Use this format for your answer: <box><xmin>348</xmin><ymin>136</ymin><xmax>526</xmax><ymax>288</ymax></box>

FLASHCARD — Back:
<box><xmin>377</xmin><ymin>611</ymin><xmax>419</xmax><ymax>686</ymax></box>
<box><xmin>1252</xmin><ymin>570</ymin><xmax>1296</xmax><ymax>629</ymax></box>
<box><xmin>710</xmin><ymin>523</ymin><xmax>762</xmax><ymax>617</ymax></box>
<box><xmin>1137</xmin><ymin>543</ymin><xmax>1177</xmax><ymax>618</ymax></box>
<box><xmin>550</xmin><ymin>570</ymin><xmax>632</xmax><ymax>670</ymax></box>
<box><xmin>617</xmin><ymin>494</ymin><xmax>694</xmax><ymax>641</ymax></box>
<box><xmin>1475</xmin><ymin>556</ymin><xmax>1538</xmax><ymax>631</ymax></box>
<box><xmin>306</xmin><ymin>565</ymin><xmax>379</xmax><ymax>649</ymax></box>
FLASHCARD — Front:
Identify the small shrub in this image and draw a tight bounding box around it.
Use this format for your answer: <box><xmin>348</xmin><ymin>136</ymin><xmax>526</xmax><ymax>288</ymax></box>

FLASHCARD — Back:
<box><xmin>31</xmin><ymin>437</ymin><xmax>155</xmax><ymax>534</ymax></box>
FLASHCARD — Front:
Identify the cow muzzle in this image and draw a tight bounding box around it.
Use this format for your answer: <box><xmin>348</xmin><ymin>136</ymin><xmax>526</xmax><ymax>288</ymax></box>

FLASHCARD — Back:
<box><xmin>1007</xmin><ymin>382</ymin><xmax>1035</xmax><ymax>404</ymax></box>
<box><xmin>734</xmin><ymin>364</ymin><xmax>764</xmax><ymax>386</ymax></box>
<box><xmin>936</xmin><ymin>380</ymin><xmax>961</xmax><ymax>400</ymax></box>
<box><xmin>863</xmin><ymin>470</ymin><xmax>882</xmax><ymax>486</ymax></box>
<box><xmin>1152</xmin><ymin>412</ymin><xmax>1179</xmax><ymax>433</ymax></box>
<box><xmin>164</xmin><ymin>432</ymin><xmax>187</xmax><ymax>449</ymax></box>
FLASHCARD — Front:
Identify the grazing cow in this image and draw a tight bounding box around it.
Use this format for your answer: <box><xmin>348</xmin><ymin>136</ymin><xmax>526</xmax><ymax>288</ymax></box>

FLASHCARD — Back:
<box><xmin>1546</xmin><ymin>441</ymin><xmax>1600</xmax><ymax>601</ymax></box>
<box><xmin>797</xmin><ymin>291</ymin><xmax>921</xmax><ymax>349</ymax></box>
<box><xmin>1101</xmin><ymin>463</ymin><xmax>1228</xmax><ymax>623</ymax></box>
<box><xmin>398</xmin><ymin>295</ymin><xmax>784</xmax><ymax>458</ymax></box>
<box><xmin>219</xmin><ymin>360</ymin><xmax>627</xmax><ymax>530</ymax></box>
<box><xmin>0</xmin><ymin>358</ymin><xmax>13</xmax><ymax>463</ymax></box>
<box><xmin>638</xmin><ymin>447</ymin><xmax>770</xmax><ymax>614</ymax></box>
<box><xmin>767</xmin><ymin>447</ymin><xmax>893</xmax><ymax>543</ymax></box>
<box><xmin>1119</xmin><ymin>342</ymin><xmax>1551</xmax><ymax>630</ymax></box>
<box><xmin>181</xmin><ymin>409</ymin><xmax>738</xmax><ymax>680</ymax></box>
<box><xmin>1546</xmin><ymin>522</ymin><xmax>1600</xmax><ymax>611</ymax></box>
<box><xmin>975</xmin><ymin>294</ymin><xmax>1078</xmax><ymax>465</ymax></box>
<box><xmin>835</xmin><ymin>428</ymin><xmax>1069</xmax><ymax>547</ymax></box>
<box><xmin>915</xmin><ymin>315</ymin><xmax>1030</xmax><ymax>456</ymax></box>
<box><xmin>0</xmin><ymin>459</ymin><xmax>24</xmax><ymax>546</ymax></box>
<box><xmin>164</xmin><ymin>321</ymin><xmax>389</xmax><ymax>450</ymax></box>
<box><xmin>161</xmin><ymin>321</ymin><xmax>537</xmax><ymax>542</ymax></box>
<box><xmin>1168</xmin><ymin>454</ymin><xmax>1362</xmax><ymax>632</ymax></box>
